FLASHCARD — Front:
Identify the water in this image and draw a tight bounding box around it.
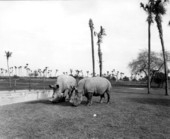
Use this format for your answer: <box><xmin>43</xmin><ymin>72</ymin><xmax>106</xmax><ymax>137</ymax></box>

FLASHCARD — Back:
<box><xmin>0</xmin><ymin>89</ymin><xmax>53</xmax><ymax>106</ymax></box>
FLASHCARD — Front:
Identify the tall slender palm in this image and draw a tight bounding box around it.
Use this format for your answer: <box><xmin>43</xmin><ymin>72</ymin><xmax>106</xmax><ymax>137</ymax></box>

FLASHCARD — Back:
<box><xmin>70</xmin><ymin>69</ymin><xmax>73</xmax><ymax>76</ymax></box>
<box><xmin>152</xmin><ymin>0</ymin><xmax>169</xmax><ymax>95</ymax></box>
<box><xmin>89</xmin><ymin>19</ymin><xmax>95</xmax><ymax>77</ymax></box>
<box><xmin>140</xmin><ymin>1</ymin><xmax>154</xmax><ymax>94</ymax></box>
<box><xmin>97</xmin><ymin>26</ymin><xmax>106</xmax><ymax>77</ymax></box>
<box><xmin>55</xmin><ymin>69</ymin><xmax>58</xmax><ymax>77</ymax></box>
<box><xmin>116</xmin><ymin>71</ymin><xmax>119</xmax><ymax>81</ymax></box>
<box><xmin>5</xmin><ymin>51</ymin><xmax>12</xmax><ymax>87</ymax></box>
<box><xmin>86</xmin><ymin>71</ymin><xmax>89</xmax><ymax>77</ymax></box>
<box><xmin>0</xmin><ymin>68</ymin><xmax>3</xmax><ymax>76</ymax></box>
<box><xmin>14</xmin><ymin>66</ymin><xmax>17</xmax><ymax>76</ymax></box>
<box><xmin>19</xmin><ymin>66</ymin><xmax>22</xmax><ymax>76</ymax></box>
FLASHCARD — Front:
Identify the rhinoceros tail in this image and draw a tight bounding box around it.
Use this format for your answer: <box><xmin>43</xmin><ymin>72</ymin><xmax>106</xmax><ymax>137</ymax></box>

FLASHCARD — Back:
<box><xmin>106</xmin><ymin>90</ymin><xmax>110</xmax><ymax>103</ymax></box>
<box><xmin>106</xmin><ymin>80</ymin><xmax>111</xmax><ymax>103</ymax></box>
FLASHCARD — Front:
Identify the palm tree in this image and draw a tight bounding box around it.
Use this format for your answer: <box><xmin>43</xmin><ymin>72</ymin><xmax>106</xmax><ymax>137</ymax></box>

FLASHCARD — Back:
<box><xmin>24</xmin><ymin>63</ymin><xmax>29</xmax><ymax>76</ymax></box>
<box><xmin>75</xmin><ymin>70</ymin><xmax>80</xmax><ymax>77</ymax></box>
<box><xmin>14</xmin><ymin>66</ymin><xmax>17</xmax><ymax>76</ymax></box>
<box><xmin>5</xmin><ymin>51</ymin><xmax>12</xmax><ymax>87</ymax></box>
<box><xmin>38</xmin><ymin>69</ymin><xmax>42</xmax><ymax>77</ymax></box>
<box><xmin>89</xmin><ymin>19</ymin><xmax>95</xmax><ymax>77</ymax></box>
<box><xmin>19</xmin><ymin>66</ymin><xmax>22</xmax><ymax>76</ymax></box>
<box><xmin>80</xmin><ymin>70</ymin><xmax>84</xmax><ymax>77</ymax></box>
<box><xmin>120</xmin><ymin>72</ymin><xmax>124</xmax><ymax>80</ymax></box>
<box><xmin>0</xmin><ymin>68</ymin><xmax>3</xmax><ymax>76</ymax></box>
<box><xmin>70</xmin><ymin>69</ymin><xmax>73</xmax><ymax>76</ymax></box>
<box><xmin>116</xmin><ymin>71</ymin><xmax>119</xmax><ymax>81</ymax></box>
<box><xmin>112</xmin><ymin>69</ymin><xmax>115</xmax><ymax>77</ymax></box>
<box><xmin>97</xmin><ymin>26</ymin><xmax>106</xmax><ymax>77</ymax></box>
<box><xmin>152</xmin><ymin>0</ymin><xmax>169</xmax><ymax>95</ymax></box>
<box><xmin>86</xmin><ymin>71</ymin><xmax>89</xmax><ymax>77</ymax></box>
<box><xmin>140</xmin><ymin>1</ymin><xmax>154</xmax><ymax>94</ymax></box>
<box><xmin>107</xmin><ymin>71</ymin><xmax>109</xmax><ymax>76</ymax></box>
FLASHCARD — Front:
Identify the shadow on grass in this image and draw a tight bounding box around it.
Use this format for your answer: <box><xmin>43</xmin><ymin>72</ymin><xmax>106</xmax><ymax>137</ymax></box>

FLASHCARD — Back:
<box><xmin>113</xmin><ymin>89</ymin><xmax>147</xmax><ymax>95</ymax></box>
<box><xmin>25</xmin><ymin>99</ymin><xmax>88</xmax><ymax>107</ymax></box>
<box><xmin>130</xmin><ymin>97</ymin><xmax>170</xmax><ymax>107</ymax></box>
<box><xmin>25</xmin><ymin>99</ymin><xmax>71</xmax><ymax>106</ymax></box>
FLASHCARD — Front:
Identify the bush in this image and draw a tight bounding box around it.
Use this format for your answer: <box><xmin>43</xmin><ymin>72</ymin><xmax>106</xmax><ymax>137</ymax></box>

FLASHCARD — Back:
<box><xmin>123</xmin><ymin>76</ymin><xmax>129</xmax><ymax>81</ymax></box>
<box><xmin>110</xmin><ymin>76</ymin><xmax>116</xmax><ymax>81</ymax></box>
<box><xmin>153</xmin><ymin>72</ymin><xmax>165</xmax><ymax>88</ymax></box>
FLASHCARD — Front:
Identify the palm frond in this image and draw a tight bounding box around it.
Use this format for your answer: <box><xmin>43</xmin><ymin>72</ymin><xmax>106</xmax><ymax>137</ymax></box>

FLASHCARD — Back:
<box><xmin>89</xmin><ymin>19</ymin><xmax>94</xmax><ymax>29</ymax></box>
<box><xmin>153</xmin><ymin>0</ymin><xmax>166</xmax><ymax>15</ymax></box>
<box><xmin>100</xmin><ymin>26</ymin><xmax>106</xmax><ymax>36</ymax></box>
<box><xmin>140</xmin><ymin>2</ymin><xmax>144</xmax><ymax>8</ymax></box>
<box><xmin>140</xmin><ymin>2</ymin><xmax>148</xmax><ymax>11</ymax></box>
<box><xmin>5</xmin><ymin>51</ymin><xmax>12</xmax><ymax>59</ymax></box>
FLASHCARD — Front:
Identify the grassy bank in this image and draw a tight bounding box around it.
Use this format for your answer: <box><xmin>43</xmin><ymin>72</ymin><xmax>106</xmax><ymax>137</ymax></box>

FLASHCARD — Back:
<box><xmin>0</xmin><ymin>77</ymin><xmax>56</xmax><ymax>90</ymax></box>
<box><xmin>0</xmin><ymin>87</ymin><xmax>170</xmax><ymax>138</ymax></box>
<box><xmin>1</xmin><ymin>76</ymin><xmax>169</xmax><ymax>91</ymax></box>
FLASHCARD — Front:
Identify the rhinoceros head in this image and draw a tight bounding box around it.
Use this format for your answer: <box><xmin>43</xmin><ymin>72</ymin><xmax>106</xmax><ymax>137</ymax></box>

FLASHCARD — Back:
<box><xmin>49</xmin><ymin>84</ymin><xmax>60</xmax><ymax>98</ymax></box>
<box><xmin>69</xmin><ymin>87</ymin><xmax>82</xmax><ymax>106</ymax></box>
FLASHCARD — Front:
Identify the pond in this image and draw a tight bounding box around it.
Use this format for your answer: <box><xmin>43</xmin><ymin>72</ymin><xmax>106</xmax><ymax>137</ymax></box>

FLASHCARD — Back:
<box><xmin>0</xmin><ymin>89</ymin><xmax>53</xmax><ymax>106</ymax></box>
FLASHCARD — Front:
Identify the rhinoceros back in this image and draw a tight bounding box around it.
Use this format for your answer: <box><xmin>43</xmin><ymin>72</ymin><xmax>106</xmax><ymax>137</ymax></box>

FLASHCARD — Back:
<box><xmin>56</xmin><ymin>75</ymin><xmax>77</xmax><ymax>93</ymax></box>
<box><xmin>85</xmin><ymin>77</ymin><xmax>111</xmax><ymax>95</ymax></box>
<box><xmin>77</xmin><ymin>78</ymin><xmax>88</xmax><ymax>95</ymax></box>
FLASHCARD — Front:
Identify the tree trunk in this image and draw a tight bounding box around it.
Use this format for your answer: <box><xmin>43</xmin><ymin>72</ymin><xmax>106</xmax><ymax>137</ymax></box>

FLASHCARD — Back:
<box><xmin>148</xmin><ymin>21</ymin><xmax>151</xmax><ymax>94</ymax></box>
<box><xmin>7</xmin><ymin>60</ymin><xmax>11</xmax><ymax>87</ymax></box>
<box><xmin>98</xmin><ymin>44</ymin><xmax>102</xmax><ymax>77</ymax></box>
<box><xmin>160</xmin><ymin>36</ymin><xmax>168</xmax><ymax>95</ymax></box>
<box><xmin>155</xmin><ymin>17</ymin><xmax>169</xmax><ymax>96</ymax></box>
<box><xmin>90</xmin><ymin>28</ymin><xmax>95</xmax><ymax>77</ymax></box>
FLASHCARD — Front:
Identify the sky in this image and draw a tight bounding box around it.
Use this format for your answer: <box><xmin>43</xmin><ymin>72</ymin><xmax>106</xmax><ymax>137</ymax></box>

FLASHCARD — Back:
<box><xmin>0</xmin><ymin>0</ymin><xmax>170</xmax><ymax>77</ymax></box>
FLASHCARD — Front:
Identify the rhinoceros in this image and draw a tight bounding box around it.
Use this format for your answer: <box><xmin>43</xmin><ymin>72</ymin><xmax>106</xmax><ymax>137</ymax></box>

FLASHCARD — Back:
<box><xmin>49</xmin><ymin>75</ymin><xmax>77</xmax><ymax>102</ymax></box>
<box><xmin>69</xmin><ymin>77</ymin><xmax>112</xmax><ymax>106</ymax></box>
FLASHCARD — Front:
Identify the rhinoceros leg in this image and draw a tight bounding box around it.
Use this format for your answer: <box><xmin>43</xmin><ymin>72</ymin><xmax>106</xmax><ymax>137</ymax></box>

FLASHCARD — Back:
<box><xmin>105</xmin><ymin>90</ymin><xmax>110</xmax><ymax>103</ymax></box>
<box><xmin>63</xmin><ymin>89</ymin><xmax>70</xmax><ymax>101</ymax></box>
<box><xmin>99</xmin><ymin>94</ymin><xmax>105</xmax><ymax>103</ymax></box>
<box><xmin>86</xmin><ymin>92</ymin><xmax>93</xmax><ymax>106</ymax></box>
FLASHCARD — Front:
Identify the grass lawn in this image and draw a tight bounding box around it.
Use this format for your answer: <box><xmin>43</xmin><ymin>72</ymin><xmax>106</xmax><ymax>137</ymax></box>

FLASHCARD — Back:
<box><xmin>0</xmin><ymin>87</ymin><xmax>170</xmax><ymax>139</ymax></box>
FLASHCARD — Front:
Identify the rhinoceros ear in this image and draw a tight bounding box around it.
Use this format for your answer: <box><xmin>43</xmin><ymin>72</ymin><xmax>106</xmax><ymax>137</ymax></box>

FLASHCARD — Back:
<box><xmin>56</xmin><ymin>84</ymin><xmax>59</xmax><ymax>88</ymax></box>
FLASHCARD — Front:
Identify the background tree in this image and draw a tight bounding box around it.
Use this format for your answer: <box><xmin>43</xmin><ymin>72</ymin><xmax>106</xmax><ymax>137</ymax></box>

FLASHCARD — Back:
<box><xmin>89</xmin><ymin>19</ymin><xmax>95</xmax><ymax>77</ymax></box>
<box><xmin>152</xmin><ymin>0</ymin><xmax>169</xmax><ymax>95</ymax></box>
<box><xmin>86</xmin><ymin>71</ymin><xmax>89</xmax><ymax>77</ymax></box>
<box><xmin>0</xmin><ymin>68</ymin><xmax>4</xmax><ymax>76</ymax></box>
<box><xmin>33</xmin><ymin>70</ymin><xmax>39</xmax><ymax>77</ymax></box>
<box><xmin>38</xmin><ymin>69</ymin><xmax>42</xmax><ymax>77</ymax></box>
<box><xmin>75</xmin><ymin>70</ymin><xmax>80</xmax><ymax>77</ymax></box>
<box><xmin>5</xmin><ymin>51</ymin><xmax>12</xmax><ymax>87</ymax></box>
<box><xmin>55</xmin><ymin>69</ymin><xmax>58</xmax><ymax>77</ymax></box>
<box><xmin>129</xmin><ymin>49</ymin><xmax>170</xmax><ymax>86</ymax></box>
<box><xmin>96</xmin><ymin>26</ymin><xmax>106</xmax><ymax>77</ymax></box>
<box><xmin>153</xmin><ymin>72</ymin><xmax>166</xmax><ymax>87</ymax></box>
<box><xmin>140</xmin><ymin>0</ymin><xmax>154</xmax><ymax>94</ymax></box>
<box><xmin>70</xmin><ymin>69</ymin><xmax>73</xmax><ymax>76</ymax></box>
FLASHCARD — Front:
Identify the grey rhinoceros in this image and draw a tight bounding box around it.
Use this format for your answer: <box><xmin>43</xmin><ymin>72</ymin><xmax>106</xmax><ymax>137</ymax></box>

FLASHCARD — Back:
<box><xmin>69</xmin><ymin>77</ymin><xmax>112</xmax><ymax>106</ymax></box>
<box><xmin>49</xmin><ymin>75</ymin><xmax>77</xmax><ymax>102</ymax></box>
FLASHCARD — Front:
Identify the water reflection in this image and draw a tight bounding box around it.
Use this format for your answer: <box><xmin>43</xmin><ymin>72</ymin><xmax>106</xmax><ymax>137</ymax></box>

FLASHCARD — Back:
<box><xmin>0</xmin><ymin>90</ymin><xmax>53</xmax><ymax>106</ymax></box>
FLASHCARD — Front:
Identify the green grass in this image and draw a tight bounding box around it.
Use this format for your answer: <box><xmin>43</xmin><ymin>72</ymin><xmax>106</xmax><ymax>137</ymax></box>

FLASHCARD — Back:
<box><xmin>0</xmin><ymin>87</ymin><xmax>170</xmax><ymax>139</ymax></box>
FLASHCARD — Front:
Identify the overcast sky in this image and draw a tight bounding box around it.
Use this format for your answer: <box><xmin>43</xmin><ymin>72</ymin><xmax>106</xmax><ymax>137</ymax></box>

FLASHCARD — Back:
<box><xmin>0</xmin><ymin>0</ymin><xmax>170</xmax><ymax>76</ymax></box>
